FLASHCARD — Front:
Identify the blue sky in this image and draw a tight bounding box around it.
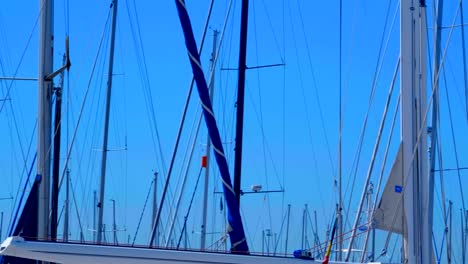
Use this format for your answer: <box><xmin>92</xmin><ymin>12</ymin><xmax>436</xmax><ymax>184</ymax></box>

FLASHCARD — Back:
<box><xmin>0</xmin><ymin>0</ymin><xmax>468</xmax><ymax>261</ymax></box>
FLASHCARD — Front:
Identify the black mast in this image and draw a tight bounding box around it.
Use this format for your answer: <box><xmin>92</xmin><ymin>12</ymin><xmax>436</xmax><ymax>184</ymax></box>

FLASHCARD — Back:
<box><xmin>233</xmin><ymin>0</ymin><xmax>249</xmax><ymax>204</ymax></box>
<box><xmin>50</xmin><ymin>86</ymin><xmax>62</xmax><ymax>241</ymax></box>
<box><xmin>50</xmin><ymin>54</ymin><xmax>67</xmax><ymax>241</ymax></box>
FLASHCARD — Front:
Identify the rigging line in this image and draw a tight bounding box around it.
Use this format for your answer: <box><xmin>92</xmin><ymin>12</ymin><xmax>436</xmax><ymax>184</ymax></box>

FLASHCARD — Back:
<box><xmin>165</xmin><ymin>110</ymin><xmax>203</xmax><ymax>247</ymax></box>
<box><xmin>0</xmin><ymin>1</ymin><xmax>42</xmax><ymax>113</ymax></box>
<box><xmin>382</xmin><ymin>38</ymin><xmax>462</xmax><ymax>264</ymax></box>
<box><xmin>425</xmin><ymin>0</ymin><xmax>448</xmax><ymax>236</ymax></box>
<box><xmin>460</xmin><ymin>1</ymin><xmax>468</xmax><ymax>125</ymax></box>
<box><xmin>218</xmin><ymin>1</ymin><xmax>236</xmax><ymax>142</ymax></box>
<box><xmin>66</xmin><ymin>0</ymin><xmax>70</xmax><ymax>34</ymax></box>
<box><xmin>239</xmin><ymin>205</ymin><xmax>253</xmax><ymax>251</ymax></box>
<box><xmin>251</xmin><ymin>0</ymin><xmax>275</xmax><ymax>231</ymax></box>
<box><xmin>58</xmin><ymin>7</ymin><xmax>113</xmax><ymax>192</ymax></box>
<box><xmin>345</xmin><ymin>57</ymin><xmax>400</xmax><ymax>262</ymax></box>
<box><xmin>123</xmin><ymin>4</ymin><xmax>181</xmax><ymax>225</ymax></box>
<box><xmin>69</xmin><ymin>177</ymin><xmax>85</xmax><ymax>241</ymax></box>
<box><xmin>0</xmin><ymin>11</ymin><xmax>42</xmax><ymax>198</ymax></box>
<box><xmin>379</xmin><ymin>1</ymin><xmax>465</xmax><ymax>252</ymax></box>
<box><xmin>354</xmin><ymin>57</ymin><xmax>400</xmax><ymax>261</ymax></box>
<box><xmin>281</xmin><ymin>0</ymin><xmax>286</xmax><ymax>220</ymax></box>
<box><xmin>436</xmin><ymin>82</ymin><xmax>449</xmax><ymax>232</ymax></box>
<box><xmin>340</xmin><ymin>0</ymin><xmax>363</xmax><ymax>136</ymax></box>
<box><xmin>343</xmin><ymin>0</ymin><xmax>399</xmax><ymax>227</ymax></box>
<box><xmin>272</xmin><ymin>205</ymin><xmax>288</xmax><ymax>255</ymax></box>
<box><xmin>427</xmin><ymin>0</ymin><xmax>465</xmax><ymax>216</ymax></box>
<box><xmin>306</xmin><ymin>208</ymin><xmax>323</xmax><ymax>257</ymax></box>
<box><xmin>172</xmin><ymin>106</ymin><xmax>201</xmax><ymax>194</ymax></box>
<box><xmin>0</xmin><ymin>71</ymin><xmax>30</xmax><ymax>179</ymax></box>
<box><xmin>434</xmin><ymin>167</ymin><xmax>468</xmax><ymax>171</ymax></box>
<box><xmin>6</xmin><ymin>153</ymin><xmax>36</xmax><ymax>237</ymax></box>
<box><xmin>176</xmin><ymin>167</ymin><xmax>203</xmax><ymax>249</ymax></box>
<box><xmin>445</xmin><ymin>56</ymin><xmax>467</xmax><ymax>109</ymax></box>
<box><xmin>364</xmin><ymin>95</ymin><xmax>400</xmax><ymax>256</ymax></box>
<box><xmin>295</xmin><ymin>0</ymin><xmax>336</xmax><ymax>176</ymax></box>
<box><xmin>442</xmin><ymin>68</ymin><xmax>466</xmax><ymax>211</ymax></box>
<box><xmin>286</xmin><ymin>0</ymin><xmax>325</xmax><ymax>211</ymax></box>
<box><xmin>338</xmin><ymin>0</ymin><xmax>343</xmax><ymax>259</ymax></box>
<box><xmin>259</xmin><ymin>0</ymin><xmax>284</xmax><ymax>62</ymax></box>
<box><xmin>74</xmin><ymin>19</ymin><xmax>111</xmax><ymax>223</ymax></box>
<box><xmin>128</xmin><ymin>0</ymin><xmax>168</xmax><ymax>176</ymax></box>
<box><xmin>124</xmin><ymin>1</ymin><xmax>160</xmax><ymax>168</ymax></box>
<box><xmin>150</xmin><ymin>0</ymin><xmax>229</xmax><ymax>244</ymax></box>
<box><xmin>6</xmin><ymin>114</ymin><xmax>37</xmax><ymax>234</ymax></box>
<box><xmin>361</xmin><ymin>79</ymin><xmax>401</xmax><ymax>261</ymax></box>
<box><xmin>131</xmin><ymin>178</ymin><xmax>153</xmax><ymax>246</ymax></box>
<box><xmin>62</xmin><ymin>0</ymin><xmax>70</xmax><ymax>35</ymax></box>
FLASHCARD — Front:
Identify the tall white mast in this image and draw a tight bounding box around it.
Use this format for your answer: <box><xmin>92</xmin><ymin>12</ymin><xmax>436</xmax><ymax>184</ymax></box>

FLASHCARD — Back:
<box><xmin>400</xmin><ymin>0</ymin><xmax>430</xmax><ymax>263</ymax></box>
<box><xmin>37</xmin><ymin>0</ymin><xmax>54</xmax><ymax>242</ymax></box>
<box><xmin>97</xmin><ymin>0</ymin><xmax>118</xmax><ymax>244</ymax></box>
<box><xmin>200</xmin><ymin>29</ymin><xmax>218</xmax><ymax>250</ymax></box>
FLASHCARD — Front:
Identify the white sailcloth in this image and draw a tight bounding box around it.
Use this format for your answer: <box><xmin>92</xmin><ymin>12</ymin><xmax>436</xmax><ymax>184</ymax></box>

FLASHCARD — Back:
<box><xmin>372</xmin><ymin>144</ymin><xmax>405</xmax><ymax>234</ymax></box>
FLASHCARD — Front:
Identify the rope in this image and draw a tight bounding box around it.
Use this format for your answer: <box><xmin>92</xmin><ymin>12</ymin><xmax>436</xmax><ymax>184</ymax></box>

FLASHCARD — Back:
<box><xmin>305</xmin><ymin>221</ymin><xmax>372</xmax><ymax>256</ymax></box>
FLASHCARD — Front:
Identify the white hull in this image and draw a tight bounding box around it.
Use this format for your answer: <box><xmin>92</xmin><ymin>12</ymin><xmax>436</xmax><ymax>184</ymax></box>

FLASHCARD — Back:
<box><xmin>0</xmin><ymin>237</ymin><xmax>386</xmax><ymax>264</ymax></box>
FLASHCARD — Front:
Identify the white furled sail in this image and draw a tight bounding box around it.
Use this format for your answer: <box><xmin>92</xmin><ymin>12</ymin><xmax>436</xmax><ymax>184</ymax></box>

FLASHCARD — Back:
<box><xmin>372</xmin><ymin>144</ymin><xmax>405</xmax><ymax>234</ymax></box>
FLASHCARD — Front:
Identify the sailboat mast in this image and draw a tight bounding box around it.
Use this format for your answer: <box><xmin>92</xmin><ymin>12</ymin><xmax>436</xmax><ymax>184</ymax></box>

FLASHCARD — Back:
<box><xmin>201</xmin><ymin>29</ymin><xmax>218</xmax><ymax>250</ymax></box>
<box><xmin>400</xmin><ymin>0</ymin><xmax>430</xmax><ymax>263</ymax></box>
<box><xmin>93</xmin><ymin>190</ymin><xmax>97</xmax><ymax>242</ymax></box>
<box><xmin>448</xmin><ymin>201</ymin><xmax>452</xmax><ymax>264</ymax></box>
<box><xmin>0</xmin><ymin>211</ymin><xmax>3</xmax><ymax>240</ymax></box>
<box><xmin>284</xmin><ymin>204</ymin><xmax>291</xmax><ymax>257</ymax></box>
<box><xmin>337</xmin><ymin>0</ymin><xmax>343</xmax><ymax>259</ymax></box>
<box><xmin>152</xmin><ymin>172</ymin><xmax>158</xmax><ymax>246</ymax></box>
<box><xmin>37</xmin><ymin>0</ymin><xmax>54</xmax><ymax>242</ymax></box>
<box><xmin>51</xmin><ymin>54</ymin><xmax>66</xmax><ymax>241</ymax></box>
<box><xmin>97</xmin><ymin>0</ymin><xmax>118</xmax><ymax>244</ymax></box>
<box><xmin>64</xmin><ymin>169</ymin><xmax>70</xmax><ymax>241</ymax></box>
<box><xmin>233</xmin><ymin>0</ymin><xmax>249</xmax><ymax>204</ymax></box>
<box><xmin>111</xmin><ymin>199</ymin><xmax>117</xmax><ymax>245</ymax></box>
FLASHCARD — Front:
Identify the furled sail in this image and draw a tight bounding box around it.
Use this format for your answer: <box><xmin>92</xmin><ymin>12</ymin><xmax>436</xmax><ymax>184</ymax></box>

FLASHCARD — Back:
<box><xmin>173</xmin><ymin>0</ymin><xmax>249</xmax><ymax>253</ymax></box>
<box><xmin>372</xmin><ymin>144</ymin><xmax>405</xmax><ymax>234</ymax></box>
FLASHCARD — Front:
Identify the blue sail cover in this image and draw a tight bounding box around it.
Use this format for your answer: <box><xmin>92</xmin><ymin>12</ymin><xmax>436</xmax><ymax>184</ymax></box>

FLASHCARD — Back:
<box><xmin>174</xmin><ymin>0</ymin><xmax>249</xmax><ymax>253</ymax></box>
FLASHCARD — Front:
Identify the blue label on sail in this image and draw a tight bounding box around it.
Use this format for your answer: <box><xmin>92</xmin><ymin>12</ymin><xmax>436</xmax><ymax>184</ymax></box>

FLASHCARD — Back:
<box><xmin>395</xmin><ymin>185</ymin><xmax>403</xmax><ymax>193</ymax></box>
